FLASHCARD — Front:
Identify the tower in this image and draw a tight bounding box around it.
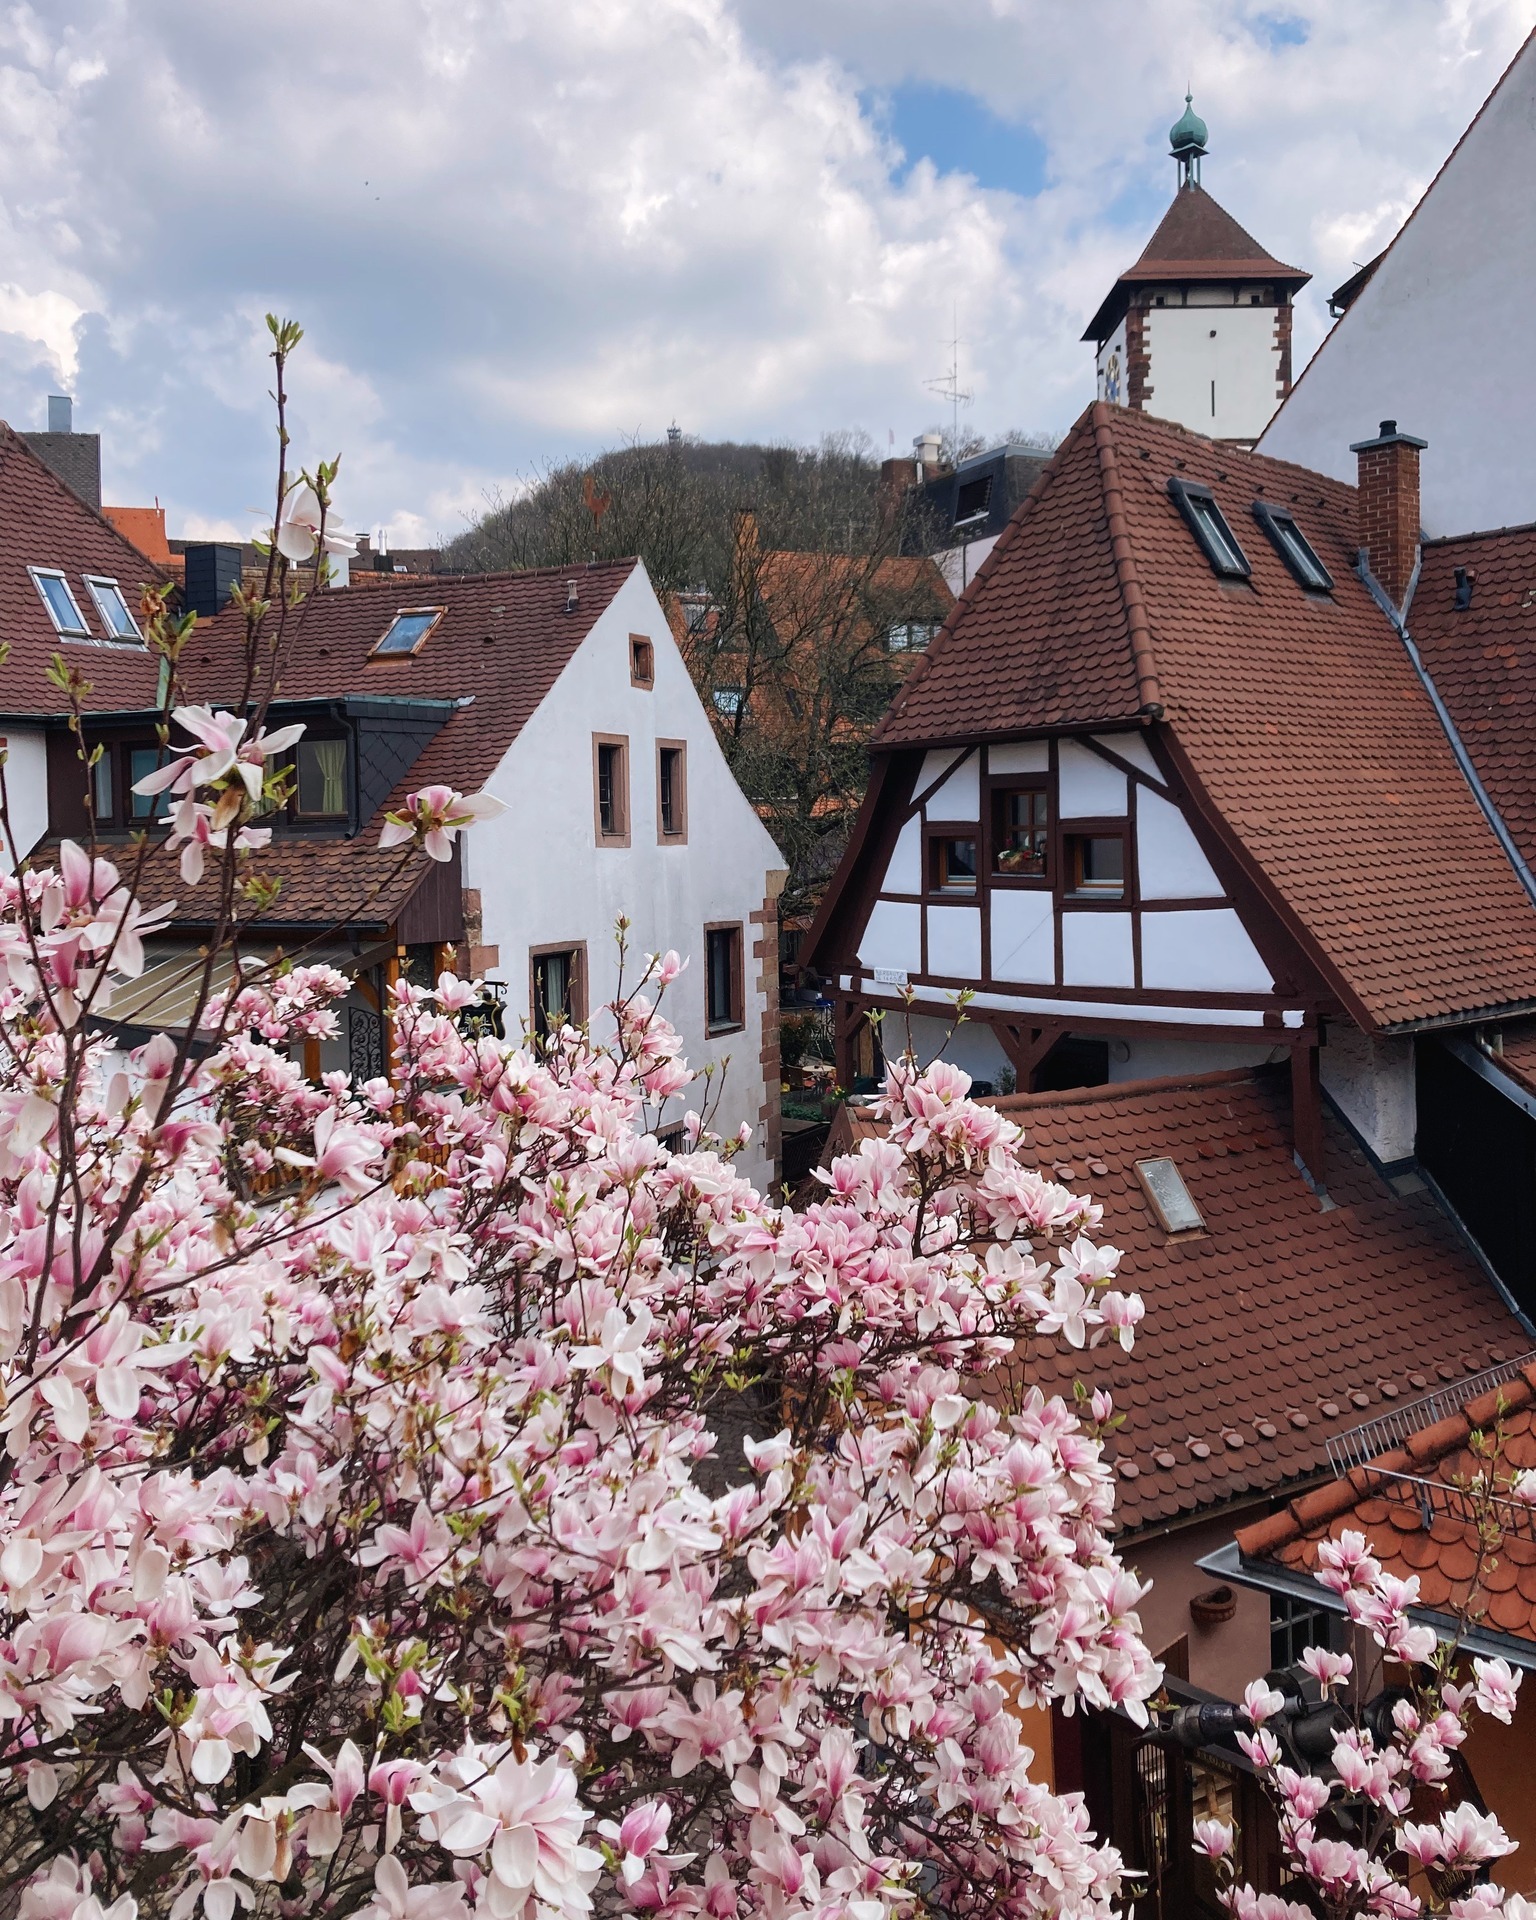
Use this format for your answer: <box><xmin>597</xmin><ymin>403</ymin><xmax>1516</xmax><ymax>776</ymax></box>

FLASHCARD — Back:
<box><xmin>1085</xmin><ymin>98</ymin><xmax>1310</xmax><ymax>444</ymax></box>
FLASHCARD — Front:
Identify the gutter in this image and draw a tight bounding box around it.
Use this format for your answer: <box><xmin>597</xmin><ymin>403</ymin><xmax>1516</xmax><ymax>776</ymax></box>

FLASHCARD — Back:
<box><xmin>1198</xmin><ymin>1540</ymin><xmax>1536</xmax><ymax>1673</ymax></box>
<box><xmin>1360</xmin><ymin>549</ymin><xmax>1536</xmax><ymax>910</ymax></box>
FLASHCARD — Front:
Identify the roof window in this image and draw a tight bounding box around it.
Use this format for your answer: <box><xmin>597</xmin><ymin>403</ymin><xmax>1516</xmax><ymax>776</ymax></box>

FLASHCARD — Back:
<box><xmin>1251</xmin><ymin>501</ymin><xmax>1333</xmax><ymax>592</ymax></box>
<box><xmin>1134</xmin><ymin>1157</ymin><xmax>1206</xmax><ymax>1235</ymax></box>
<box><xmin>954</xmin><ymin>473</ymin><xmax>993</xmax><ymax>526</ymax></box>
<box><xmin>371</xmin><ymin>606</ymin><xmax>445</xmax><ymax>658</ymax></box>
<box><xmin>84</xmin><ymin>575</ymin><xmax>143</xmax><ymax>643</ymax></box>
<box><xmin>1168</xmin><ymin>479</ymin><xmax>1250</xmax><ymax>580</ymax></box>
<box><xmin>30</xmin><ymin>567</ymin><xmax>89</xmax><ymax>637</ymax></box>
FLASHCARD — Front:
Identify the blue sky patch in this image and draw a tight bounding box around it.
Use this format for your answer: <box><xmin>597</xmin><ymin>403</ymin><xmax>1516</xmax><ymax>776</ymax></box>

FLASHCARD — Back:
<box><xmin>1253</xmin><ymin>13</ymin><xmax>1309</xmax><ymax>48</ymax></box>
<box><xmin>874</xmin><ymin>83</ymin><xmax>1049</xmax><ymax>199</ymax></box>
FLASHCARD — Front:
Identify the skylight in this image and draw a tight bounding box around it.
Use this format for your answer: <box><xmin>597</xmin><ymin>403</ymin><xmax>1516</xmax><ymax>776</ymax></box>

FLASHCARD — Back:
<box><xmin>371</xmin><ymin>606</ymin><xmax>445</xmax><ymax>658</ymax></box>
<box><xmin>1168</xmin><ymin>479</ymin><xmax>1251</xmax><ymax>580</ymax></box>
<box><xmin>1251</xmin><ymin>501</ymin><xmax>1334</xmax><ymax>592</ymax></box>
<box><xmin>1134</xmin><ymin>1157</ymin><xmax>1206</xmax><ymax>1234</ymax></box>
<box><xmin>84</xmin><ymin>575</ymin><xmax>142</xmax><ymax>642</ymax></box>
<box><xmin>30</xmin><ymin>567</ymin><xmax>89</xmax><ymax>637</ymax></box>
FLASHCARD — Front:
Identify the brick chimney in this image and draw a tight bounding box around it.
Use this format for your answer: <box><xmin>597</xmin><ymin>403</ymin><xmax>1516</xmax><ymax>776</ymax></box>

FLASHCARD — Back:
<box><xmin>876</xmin><ymin>456</ymin><xmax>915</xmax><ymax>535</ymax></box>
<box><xmin>1349</xmin><ymin>419</ymin><xmax>1427</xmax><ymax>608</ymax></box>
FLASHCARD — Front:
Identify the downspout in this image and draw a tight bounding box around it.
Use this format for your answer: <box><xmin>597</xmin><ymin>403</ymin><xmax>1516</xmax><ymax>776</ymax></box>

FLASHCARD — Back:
<box><xmin>1358</xmin><ymin>551</ymin><xmax>1536</xmax><ymax>909</ymax></box>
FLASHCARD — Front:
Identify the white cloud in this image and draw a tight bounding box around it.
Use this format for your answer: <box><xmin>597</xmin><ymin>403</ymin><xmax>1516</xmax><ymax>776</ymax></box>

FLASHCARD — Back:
<box><xmin>0</xmin><ymin>0</ymin><xmax>1528</xmax><ymax>539</ymax></box>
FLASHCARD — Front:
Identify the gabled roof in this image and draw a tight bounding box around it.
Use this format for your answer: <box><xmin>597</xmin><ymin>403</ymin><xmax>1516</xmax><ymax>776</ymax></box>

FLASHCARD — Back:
<box><xmin>1083</xmin><ymin>184</ymin><xmax>1309</xmax><ymax>342</ymax></box>
<box><xmin>0</xmin><ymin>424</ymin><xmax>166</xmax><ymax>709</ymax></box>
<box><xmin>1235</xmin><ymin>1361</ymin><xmax>1536</xmax><ymax>1653</ymax></box>
<box><xmin>1410</xmin><ymin>525</ymin><xmax>1536</xmax><ymax>874</ymax></box>
<box><xmin>828</xmin><ymin>1067</ymin><xmax>1526</xmax><ymax>1538</ymax></box>
<box><xmin>178</xmin><ymin>560</ymin><xmax>638</xmax><ymax>801</ymax></box>
<box><xmin>869</xmin><ymin>404</ymin><xmax>1536</xmax><ymax>1030</ymax></box>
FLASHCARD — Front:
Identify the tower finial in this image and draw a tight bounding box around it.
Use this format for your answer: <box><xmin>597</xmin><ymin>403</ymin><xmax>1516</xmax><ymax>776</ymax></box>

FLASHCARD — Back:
<box><xmin>1169</xmin><ymin>90</ymin><xmax>1208</xmax><ymax>188</ymax></box>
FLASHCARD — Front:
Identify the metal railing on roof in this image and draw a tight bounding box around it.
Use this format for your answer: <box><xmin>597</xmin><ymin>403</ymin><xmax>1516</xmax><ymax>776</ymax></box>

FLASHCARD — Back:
<box><xmin>1357</xmin><ymin>1467</ymin><xmax>1536</xmax><ymax>1546</ymax></box>
<box><xmin>1326</xmin><ymin>1352</ymin><xmax>1536</xmax><ymax>1476</ymax></box>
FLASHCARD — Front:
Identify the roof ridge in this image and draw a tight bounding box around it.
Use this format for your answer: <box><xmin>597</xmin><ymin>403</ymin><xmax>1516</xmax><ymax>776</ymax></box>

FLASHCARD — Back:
<box><xmin>1092</xmin><ymin>403</ymin><xmax>1164</xmax><ymax>717</ymax></box>
<box><xmin>872</xmin><ymin>412</ymin><xmax>1086</xmax><ymax>744</ymax></box>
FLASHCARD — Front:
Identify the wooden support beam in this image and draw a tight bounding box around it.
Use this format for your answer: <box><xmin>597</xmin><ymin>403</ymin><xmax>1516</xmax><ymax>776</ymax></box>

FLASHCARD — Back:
<box><xmin>834</xmin><ymin>997</ymin><xmax>861</xmax><ymax>1092</ymax></box>
<box><xmin>1290</xmin><ymin>1040</ymin><xmax>1325</xmax><ymax>1189</ymax></box>
<box><xmin>996</xmin><ymin>1021</ymin><xmax>1066</xmax><ymax>1089</ymax></box>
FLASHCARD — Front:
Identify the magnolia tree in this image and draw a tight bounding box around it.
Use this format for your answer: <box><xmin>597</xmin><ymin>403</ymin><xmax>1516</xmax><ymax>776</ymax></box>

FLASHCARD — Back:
<box><xmin>0</xmin><ymin>320</ymin><xmax>1522</xmax><ymax>1920</ymax></box>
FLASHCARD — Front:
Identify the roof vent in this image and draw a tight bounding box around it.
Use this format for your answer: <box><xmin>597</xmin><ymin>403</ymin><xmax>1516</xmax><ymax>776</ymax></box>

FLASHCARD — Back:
<box><xmin>564</xmin><ymin>580</ymin><xmax>579</xmax><ymax>612</ymax></box>
<box><xmin>1454</xmin><ymin>565</ymin><xmax>1475</xmax><ymax>611</ymax></box>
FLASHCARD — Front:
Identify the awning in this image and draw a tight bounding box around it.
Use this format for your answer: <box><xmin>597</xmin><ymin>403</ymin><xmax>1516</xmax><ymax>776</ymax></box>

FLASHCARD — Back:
<box><xmin>102</xmin><ymin>939</ymin><xmax>390</xmax><ymax>1036</ymax></box>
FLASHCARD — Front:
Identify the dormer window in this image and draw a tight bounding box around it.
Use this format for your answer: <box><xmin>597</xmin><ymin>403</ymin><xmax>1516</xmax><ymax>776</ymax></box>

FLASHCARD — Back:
<box><xmin>1251</xmin><ymin>501</ymin><xmax>1334</xmax><ymax>592</ymax></box>
<box><xmin>294</xmin><ymin>739</ymin><xmax>348</xmax><ymax>819</ymax></box>
<box><xmin>30</xmin><ymin>567</ymin><xmax>89</xmax><ymax>637</ymax></box>
<box><xmin>954</xmin><ymin>474</ymin><xmax>993</xmax><ymax>525</ymax></box>
<box><xmin>1168</xmin><ymin>479</ymin><xmax>1250</xmax><ymax>579</ymax></box>
<box><xmin>887</xmin><ymin>621</ymin><xmax>939</xmax><ymax>652</ymax></box>
<box><xmin>84</xmin><ymin>576</ymin><xmax>142</xmax><ymax>642</ymax></box>
<box><xmin>371</xmin><ymin>607</ymin><xmax>444</xmax><ymax>658</ymax></box>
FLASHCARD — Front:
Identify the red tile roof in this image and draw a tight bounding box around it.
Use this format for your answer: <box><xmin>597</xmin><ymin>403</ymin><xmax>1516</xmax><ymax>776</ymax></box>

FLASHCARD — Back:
<box><xmin>179</xmin><ymin>561</ymin><xmax>637</xmax><ymax>803</ymax></box>
<box><xmin>0</xmin><ymin>425</ymin><xmax>165</xmax><ymax>710</ymax></box>
<box><xmin>1411</xmin><ymin>526</ymin><xmax>1536</xmax><ymax>874</ymax></box>
<box><xmin>1082</xmin><ymin>186</ymin><xmax>1308</xmax><ymax>340</ymax></box>
<box><xmin>871</xmin><ymin>404</ymin><xmax>1536</xmax><ymax>1030</ymax></box>
<box><xmin>828</xmin><ymin>1067</ymin><xmax>1527</xmax><ymax>1537</ymax></box>
<box><xmin>1236</xmin><ymin>1362</ymin><xmax>1536</xmax><ymax>1644</ymax></box>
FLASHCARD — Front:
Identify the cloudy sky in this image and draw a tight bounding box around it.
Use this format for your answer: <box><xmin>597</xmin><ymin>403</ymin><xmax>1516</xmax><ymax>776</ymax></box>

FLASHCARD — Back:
<box><xmin>3</xmin><ymin>0</ymin><xmax>1532</xmax><ymax>546</ymax></box>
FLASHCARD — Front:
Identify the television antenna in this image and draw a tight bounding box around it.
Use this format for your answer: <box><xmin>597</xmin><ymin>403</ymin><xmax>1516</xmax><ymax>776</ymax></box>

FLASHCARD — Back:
<box><xmin>924</xmin><ymin>307</ymin><xmax>973</xmax><ymax>454</ymax></box>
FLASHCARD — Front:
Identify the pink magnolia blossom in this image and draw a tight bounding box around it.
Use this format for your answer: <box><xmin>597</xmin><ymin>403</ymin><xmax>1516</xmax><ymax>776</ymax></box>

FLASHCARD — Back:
<box><xmin>379</xmin><ymin>785</ymin><xmax>508</xmax><ymax>861</ymax></box>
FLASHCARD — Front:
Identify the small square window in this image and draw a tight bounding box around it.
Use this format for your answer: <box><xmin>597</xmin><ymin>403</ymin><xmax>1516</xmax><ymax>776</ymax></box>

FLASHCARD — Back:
<box><xmin>930</xmin><ymin>834</ymin><xmax>978</xmax><ymax>893</ymax></box>
<box><xmin>1168</xmin><ymin>479</ymin><xmax>1250</xmax><ymax>579</ymax></box>
<box><xmin>705</xmin><ymin>924</ymin><xmax>744</xmax><ymax>1034</ymax></box>
<box><xmin>954</xmin><ymin>474</ymin><xmax>993</xmax><ymax>525</ymax></box>
<box><xmin>1066</xmin><ymin>833</ymin><xmax>1124</xmax><ymax>898</ymax></box>
<box><xmin>30</xmin><ymin>568</ymin><xmax>89</xmax><ymax>637</ymax></box>
<box><xmin>294</xmin><ymin>738</ymin><xmax>348</xmax><ymax>818</ymax></box>
<box><xmin>84</xmin><ymin>576</ymin><xmax>142</xmax><ymax>642</ymax></box>
<box><xmin>887</xmin><ymin>621</ymin><xmax>939</xmax><ymax>652</ymax></box>
<box><xmin>630</xmin><ymin>635</ymin><xmax>654</xmax><ymax>687</ymax></box>
<box><xmin>370</xmin><ymin>607</ymin><xmax>444</xmax><ymax>657</ymax></box>
<box><xmin>1270</xmin><ymin>1590</ymin><xmax>1336</xmax><ymax>1669</ymax></box>
<box><xmin>993</xmin><ymin>784</ymin><xmax>1049</xmax><ymax>879</ymax></box>
<box><xmin>1251</xmin><ymin>502</ymin><xmax>1334</xmax><ymax>592</ymax></box>
<box><xmin>713</xmin><ymin>688</ymin><xmax>744</xmax><ymax>717</ymax></box>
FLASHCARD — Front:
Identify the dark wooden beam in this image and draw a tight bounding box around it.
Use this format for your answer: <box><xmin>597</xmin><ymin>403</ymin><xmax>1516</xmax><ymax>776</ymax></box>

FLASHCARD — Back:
<box><xmin>1290</xmin><ymin>1040</ymin><xmax>1325</xmax><ymax>1189</ymax></box>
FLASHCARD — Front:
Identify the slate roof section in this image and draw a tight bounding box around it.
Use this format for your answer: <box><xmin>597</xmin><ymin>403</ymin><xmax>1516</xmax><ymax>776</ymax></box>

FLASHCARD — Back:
<box><xmin>828</xmin><ymin>1067</ymin><xmax>1527</xmax><ymax>1537</ymax></box>
<box><xmin>0</xmin><ymin>424</ymin><xmax>166</xmax><ymax>711</ymax></box>
<box><xmin>1082</xmin><ymin>185</ymin><xmax>1309</xmax><ymax>341</ymax></box>
<box><xmin>1235</xmin><ymin>1362</ymin><xmax>1536</xmax><ymax>1646</ymax></box>
<box><xmin>871</xmin><ymin>404</ymin><xmax>1536</xmax><ymax>1030</ymax></box>
<box><xmin>1411</xmin><ymin>525</ymin><xmax>1536</xmax><ymax>875</ymax></box>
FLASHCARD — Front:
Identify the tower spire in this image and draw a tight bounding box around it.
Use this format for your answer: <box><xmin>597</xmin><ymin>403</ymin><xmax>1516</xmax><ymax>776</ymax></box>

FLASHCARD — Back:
<box><xmin>1169</xmin><ymin>90</ymin><xmax>1208</xmax><ymax>188</ymax></box>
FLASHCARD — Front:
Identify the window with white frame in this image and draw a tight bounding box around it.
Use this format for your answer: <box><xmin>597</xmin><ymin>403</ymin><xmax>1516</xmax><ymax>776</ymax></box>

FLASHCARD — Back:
<box><xmin>30</xmin><ymin>568</ymin><xmax>89</xmax><ymax>637</ymax></box>
<box><xmin>84</xmin><ymin>576</ymin><xmax>143</xmax><ymax>643</ymax></box>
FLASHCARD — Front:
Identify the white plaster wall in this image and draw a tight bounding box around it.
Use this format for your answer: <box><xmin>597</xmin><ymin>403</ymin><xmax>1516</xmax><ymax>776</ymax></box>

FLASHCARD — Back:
<box><xmin>1109</xmin><ymin>1034</ymin><xmax>1280</xmax><ymax>1083</ymax></box>
<box><xmin>1143</xmin><ymin>303</ymin><xmax>1281</xmax><ymax>442</ymax></box>
<box><xmin>1141</xmin><ymin>909</ymin><xmax>1273</xmax><ymax>992</ymax></box>
<box><xmin>1096</xmin><ymin>315</ymin><xmax>1129</xmax><ymax>407</ymax></box>
<box><xmin>0</xmin><ymin>728</ymin><xmax>49</xmax><ymax>868</ymax></box>
<box><xmin>927</xmin><ymin>750</ymin><xmax>979</xmax><ymax>820</ymax></box>
<box><xmin>1061</xmin><ymin>911</ymin><xmax>1135</xmax><ymax>987</ymax></box>
<box><xmin>1321</xmin><ymin>1022</ymin><xmax>1417</xmax><ymax>1166</ymax></box>
<box><xmin>990</xmin><ymin>889</ymin><xmax>1054</xmax><ymax>984</ymax></box>
<box><xmin>1259</xmin><ymin>39</ymin><xmax>1536</xmax><ymax>536</ymax></box>
<box><xmin>1057</xmin><ymin>740</ymin><xmax>1126</xmax><ymax>818</ymax></box>
<box><xmin>927</xmin><ymin>904</ymin><xmax>981</xmax><ymax>979</ymax></box>
<box><xmin>1091</xmin><ymin>731</ymin><xmax>1164</xmax><ymax>784</ymax></box>
<box><xmin>889</xmin><ymin>1010</ymin><xmax>1010</xmax><ymax>1090</ymax></box>
<box><xmin>988</xmin><ymin>740</ymin><xmax>1048</xmax><ymax>776</ymax></box>
<box><xmin>858</xmin><ymin>900</ymin><xmax>921</xmax><ymax>979</ymax></box>
<box><xmin>884</xmin><ymin>815</ymin><xmax>922</xmax><ymax>895</ymax></box>
<box><xmin>462</xmin><ymin>564</ymin><xmax>785</xmax><ymax>1189</ymax></box>
<box><xmin>1137</xmin><ymin>789</ymin><xmax>1223</xmax><ymax>899</ymax></box>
